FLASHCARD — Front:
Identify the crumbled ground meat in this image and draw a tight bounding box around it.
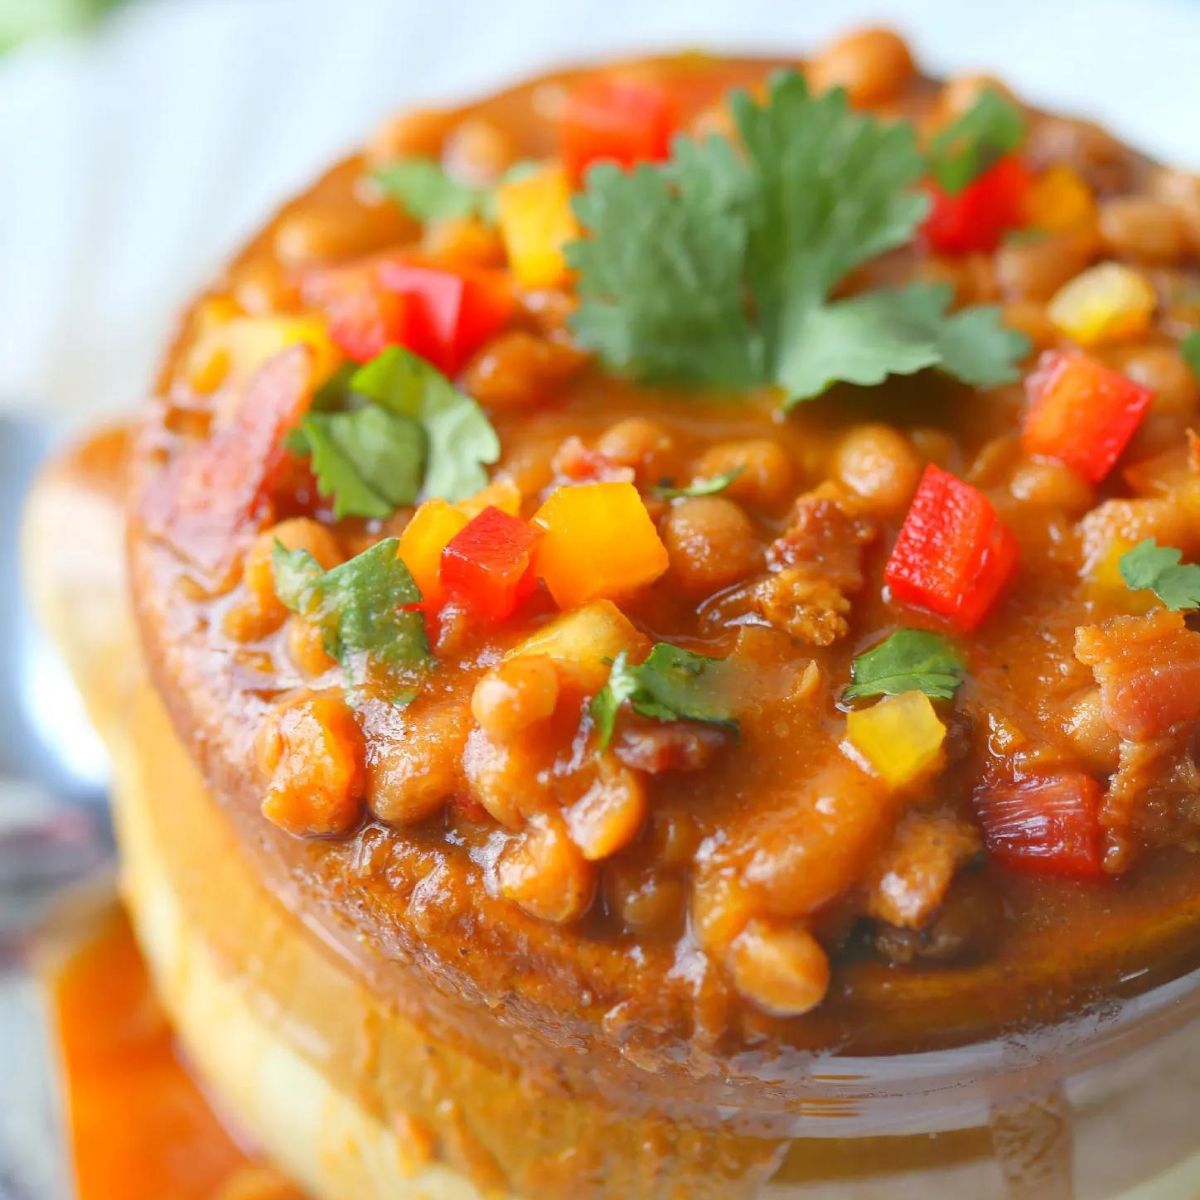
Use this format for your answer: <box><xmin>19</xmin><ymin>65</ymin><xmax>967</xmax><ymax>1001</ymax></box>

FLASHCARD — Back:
<box><xmin>756</xmin><ymin>484</ymin><xmax>876</xmax><ymax>646</ymax></box>
<box><xmin>865</xmin><ymin>811</ymin><xmax>983</xmax><ymax>930</ymax></box>
<box><xmin>753</xmin><ymin>569</ymin><xmax>852</xmax><ymax>647</ymax></box>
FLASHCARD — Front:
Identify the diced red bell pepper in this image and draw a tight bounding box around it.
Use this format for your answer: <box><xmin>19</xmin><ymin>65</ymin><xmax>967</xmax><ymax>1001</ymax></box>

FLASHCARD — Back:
<box><xmin>304</xmin><ymin>256</ymin><xmax>512</xmax><ymax>372</ymax></box>
<box><xmin>974</xmin><ymin>773</ymin><xmax>1106</xmax><ymax>880</ymax></box>
<box><xmin>140</xmin><ymin>345</ymin><xmax>313</xmax><ymax>580</ymax></box>
<box><xmin>302</xmin><ymin>263</ymin><xmax>414</xmax><ymax>363</ymax></box>
<box><xmin>922</xmin><ymin>154</ymin><xmax>1033</xmax><ymax>255</ymax></box>
<box><xmin>376</xmin><ymin>259</ymin><xmax>513</xmax><ymax>375</ymax></box>
<box><xmin>560</xmin><ymin>76</ymin><xmax>677</xmax><ymax>183</ymax></box>
<box><xmin>441</xmin><ymin>505</ymin><xmax>543</xmax><ymax>621</ymax></box>
<box><xmin>885</xmin><ymin>463</ymin><xmax>1019</xmax><ymax>631</ymax></box>
<box><xmin>1022</xmin><ymin>349</ymin><xmax>1153</xmax><ymax>483</ymax></box>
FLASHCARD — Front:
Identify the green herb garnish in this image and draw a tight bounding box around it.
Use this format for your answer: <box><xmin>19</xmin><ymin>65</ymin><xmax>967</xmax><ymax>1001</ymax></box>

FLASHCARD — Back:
<box><xmin>1119</xmin><ymin>539</ymin><xmax>1200</xmax><ymax>611</ymax></box>
<box><xmin>590</xmin><ymin>644</ymin><xmax>738</xmax><ymax>750</ymax></box>
<box><xmin>1181</xmin><ymin>330</ymin><xmax>1200</xmax><ymax>383</ymax></box>
<box><xmin>290</xmin><ymin>346</ymin><xmax>499</xmax><ymax>520</ymax></box>
<box><xmin>272</xmin><ymin>537</ymin><xmax>430</xmax><ymax>702</ymax></box>
<box><xmin>927</xmin><ymin>87</ymin><xmax>1025</xmax><ymax>194</ymax></box>
<box><xmin>652</xmin><ymin>467</ymin><xmax>743</xmax><ymax>499</ymax></box>
<box><xmin>566</xmin><ymin>70</ymin><xmax>1028</xmax><ymax>406</ymax></box>
<box><xmin>288</xmin><ymin>407</ymin><xmax>425</xmax><ymax>520</ymax></box>
<box><xmin>843</xmin><ymin>629</ymin><xmax>966</xmax><ymax>703</ymax></box>
<box><xmin>372</xmin><ymin>157</ymin><xmax>539</xmax><ymax>225</ymax></box>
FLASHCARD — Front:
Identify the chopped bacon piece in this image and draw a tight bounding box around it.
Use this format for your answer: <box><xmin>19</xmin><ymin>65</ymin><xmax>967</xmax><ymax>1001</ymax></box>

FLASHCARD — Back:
<box><xmin>141</xmin><ymin>347</ymin><xmax>312</xmax><ymax>580</ymax></box>
<box><xmin>1075</xmin><ymin>609</ymin><xmax>1200</xmax><ymax>741</ymax></box>
<box><xmin>975</xmin><ymin>772</ymin><xmax>1106</xmax><ymax>880</ymax></box>
<box><xmin>614</xmin><ymin>720</ymin><xmax>727</xmax><ymax>773</ymax></box>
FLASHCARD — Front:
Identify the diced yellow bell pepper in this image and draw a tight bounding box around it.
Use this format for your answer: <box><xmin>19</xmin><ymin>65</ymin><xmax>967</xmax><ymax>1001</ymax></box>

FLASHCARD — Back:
<box><xmin>185</xmin><ymin>315</ymin><xmax>341</xmax><ymax>395</ymax></box>
<box><xmin>495</xmin><ymin>165</ymin><xmax>579</xmax><ymax>289</ymax></box>
<box><xmin>1026</xmin><ymin>165</ymin><xmax>1097</xmax><ymax>235</ymax></box>
<box><xmin>533</xmin><ymin>482</ymin><xmax>669</xmax><ymax>610</ymax></box>
<box><xmin>507</xmin><ymin>600</ymin><xmax>648</xmax><ymax>686</ymax></box>
<box><xmin>845</xmin><ymin>691</ymin><xmax>946</xmax><ymax>790</ymax></box>
<box><xmin>1047</xmin><ymin>262</ymin><xmax>1156</xmax><ymax>347</ymax></box>
<box><xmin>1084</xmin><ymin>538</ymin><xmax>1156</xmax><ymax>614</ymax></box>
<box><xmin>398</xmin><ymin>499</ymin><xmax>470</xmax><ymax>602</ymax></box>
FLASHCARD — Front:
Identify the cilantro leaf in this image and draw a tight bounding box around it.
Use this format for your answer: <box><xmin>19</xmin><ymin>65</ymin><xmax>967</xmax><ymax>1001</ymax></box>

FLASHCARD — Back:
<box><xmin>843</xmin><ymin>629</ymin><xmax>966</xmax><ymax>702</ymax></box>
<box><xmin>567</xmin><ymin>70</ymin><xmax>1029</xmax><ymax>405</ymax></box>
<box><xmin>928</xmin><ymin>87</ymin><xmax>1025</xmax><ymax>194</ymax></box>
<box><xmin>290</xmin><ymin>407</ymin><xmax>426</xmax><ymax>520</ymax></box>
<box><xmin>569</xmin><ymin>148</ymin><xmax>761</xmax><ymax>389</ymax></box>
<box><xmin>1119</xmin><ymin>539</ymin><xmax>1200</xmax><ymax>611</ymax></box>
<box><xmin>1181</xmin><ymin>330</ymin><xmax>1200</xmax><ymax>382</ymax></box>
<box><xmin>652</xmin><ymin>467</ymin><xmax>743</xmax><ymax>499</ymax></box>
<box><xmin>372</xmin><ymin>157</ymin><xmax>540</xmax><ymax>225</ymax></box>
<box><xmin>350</xmin><ymin>347</ymin><xmax>499</xmax><ymax>501</ymax></box>
<box><xmin>590</xmin><ymin>644</ymin><xmax>739</xmax><ymax>750</ymax></box>
<box><xmin>272</xmin><ymin>537</ymin><xmax>430</xmax><ymax>701</ymax></box>
<box><xmin>372</xmin><ymin>157</ymin><xmax>489</xmax><ymax>223</ymax></box>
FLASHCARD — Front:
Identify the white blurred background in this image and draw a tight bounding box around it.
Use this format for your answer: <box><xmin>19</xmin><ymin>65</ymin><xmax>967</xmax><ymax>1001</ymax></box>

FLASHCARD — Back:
<box><xmin>1</xmin><ymin>0</ymin><xmax>1200</xmax><ymax>423</ymax></box>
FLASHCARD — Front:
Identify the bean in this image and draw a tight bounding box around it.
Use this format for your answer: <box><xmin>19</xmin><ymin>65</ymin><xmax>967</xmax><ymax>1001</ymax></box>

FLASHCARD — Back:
<box><xmin>273</xmin><ymin>200</ymin><xmax>413</xmax><ymax>269</ymax></box>
<box><xmin>224</xmin><ymin>519</ymin><xmax>342</xmax><ymax>642</ymax></box>
<box><xmin>1110</xmin><ymin>344</ymin><xmax>1198</xmax><ymax>417</ymax></box>
<box><xmin>442</xmin><ymin>117</ymin><xmax>515</xmax><ymax>185</ymax></box>
<box><xmin>605</xmin><ymin>866</ymin><xmax>685</xmax><ymax>937</ymax></box>
<box><xmin>1098</xmin><ymin>196</ymin><xmax>1187</xmax><ymax>265</ymax></box>
<box><xmin>1009</xmin><ymin>457</ymin><xmax>1095</xmax><ymax>514</ymax></box>
<box><xmin>471</xmin><ymin>655</ymin><xmax>560</xmax><ymax>743</ymax></box>
<box><xmin>595</xmin><ymin>417</ymin><xmax>675</xmax><ymax>481</ymax></box>
<box><xmin>728</xmin><ymin>918</ymin><xmax>830</xmax><ymax>1016</ymax></box>
<box><xmin>833</xmin><ymin>423</ymin><xmax>921</xmax><ymax>516</ymax></box>
<box><xmin>285</xmin><ymin>615</ymin><xmax>334</xmax><ymax>677</ymax></box>
<box><xmin>994</xmin><ymin>231</ymin><xmax>1093</xmax><ymax>302</ymax></box>
<box><xmin>563</xmin><ymin>757</ymin><xmax>647</xmax><ymax>861</ymax></box>
<box><xmin>463</xmin><ymin>331</ymin><xmax>588</xmax><ymax>410</ymax></box>
<box><xmin>808</xmin><ymin>28</ymin><xmax>915</xmax><ymax>106</ymax></box>
<box><xmin>693</xmin><ymin>438</ymin><xmax>795</xmax><ymax>509</ymax></box>
<box><xmin>368</xmin><ymin>701</ymin><xmax>467</xmax><ymax>826</ymax></box>
<box><xmin>255</xmin><ymin>693</ymin><xmax>365</xmax><ymax>836</ymax></box>
<box><xmin>661</xmin><ymin>496</ymin><xmax>761</xmax><ymax>595</ymax></box>
<box><xmin>365</xmin><ymin>106</ymin><xmax>456</xmax><ymax>167</ymax></box>
<box><xmin>498</xmin><ymin>815</ymin><xmax>596</xmax><ymax>923</ymax></box>
<box><xmin>1149</xmin><ymin>167</ymin><xmax>1200</xmax><ymax>256</ymax></box>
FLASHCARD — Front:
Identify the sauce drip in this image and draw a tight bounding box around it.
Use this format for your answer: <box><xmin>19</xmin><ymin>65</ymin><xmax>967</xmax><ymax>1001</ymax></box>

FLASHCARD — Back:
<box><xmin>48</xmin><ymin>904</ymin><xmax>303</xmax><ymax>1200</ymax></box>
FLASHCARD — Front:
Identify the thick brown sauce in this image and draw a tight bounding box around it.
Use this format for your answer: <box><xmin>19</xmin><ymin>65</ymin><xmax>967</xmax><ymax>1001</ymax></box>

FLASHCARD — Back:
<box><xmin>126</xmin><ymin>46</ymin><xmax>1200</xmax><ymax>1119</ymax></box>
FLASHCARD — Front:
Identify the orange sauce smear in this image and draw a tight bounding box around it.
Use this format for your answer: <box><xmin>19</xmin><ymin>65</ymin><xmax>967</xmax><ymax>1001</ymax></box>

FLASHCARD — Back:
<box><xmin>48</xmin><ymin>905</ymin><xmax>303</xmax><ymax>1200</ymax></box>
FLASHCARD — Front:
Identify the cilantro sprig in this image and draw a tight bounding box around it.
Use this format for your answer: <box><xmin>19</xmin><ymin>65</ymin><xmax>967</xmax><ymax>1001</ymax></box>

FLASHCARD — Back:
<box><xmin>843</xmin><ymin>629</ymin><xmax>966</xmax><ymax>703</ymax></box>
<box><xmin>590</xmin><ymin>644</ymin><xmax>739</xmax><ymax>750</ymax></box>
<box><xmin>927</xmin><ymin>87</ymin><xmax>1025</xmax><ymax>194</ymax></box>
<box><xmin>272</xmin><ymin>537</ymin><xmax>430</xmax><ymax>703</ymax></box>
<box><xmin>1119</xmin><ymin>539</ymin><xmax>1200</xmax><ymax>611</ymax></box>
<box><xmin>289</xmin><ymin>346</ymin><xmax>499</xmax><ymax>520</ymax></box>
<box><xmin>566</xmin><ymin>71</ymin><xmax>1028</xmax><ymax>406</ymax></box>
<box><xmin>372</xmin><ymin>158</ymin><xmax>538</xmax><ymax>225</ymax></box>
